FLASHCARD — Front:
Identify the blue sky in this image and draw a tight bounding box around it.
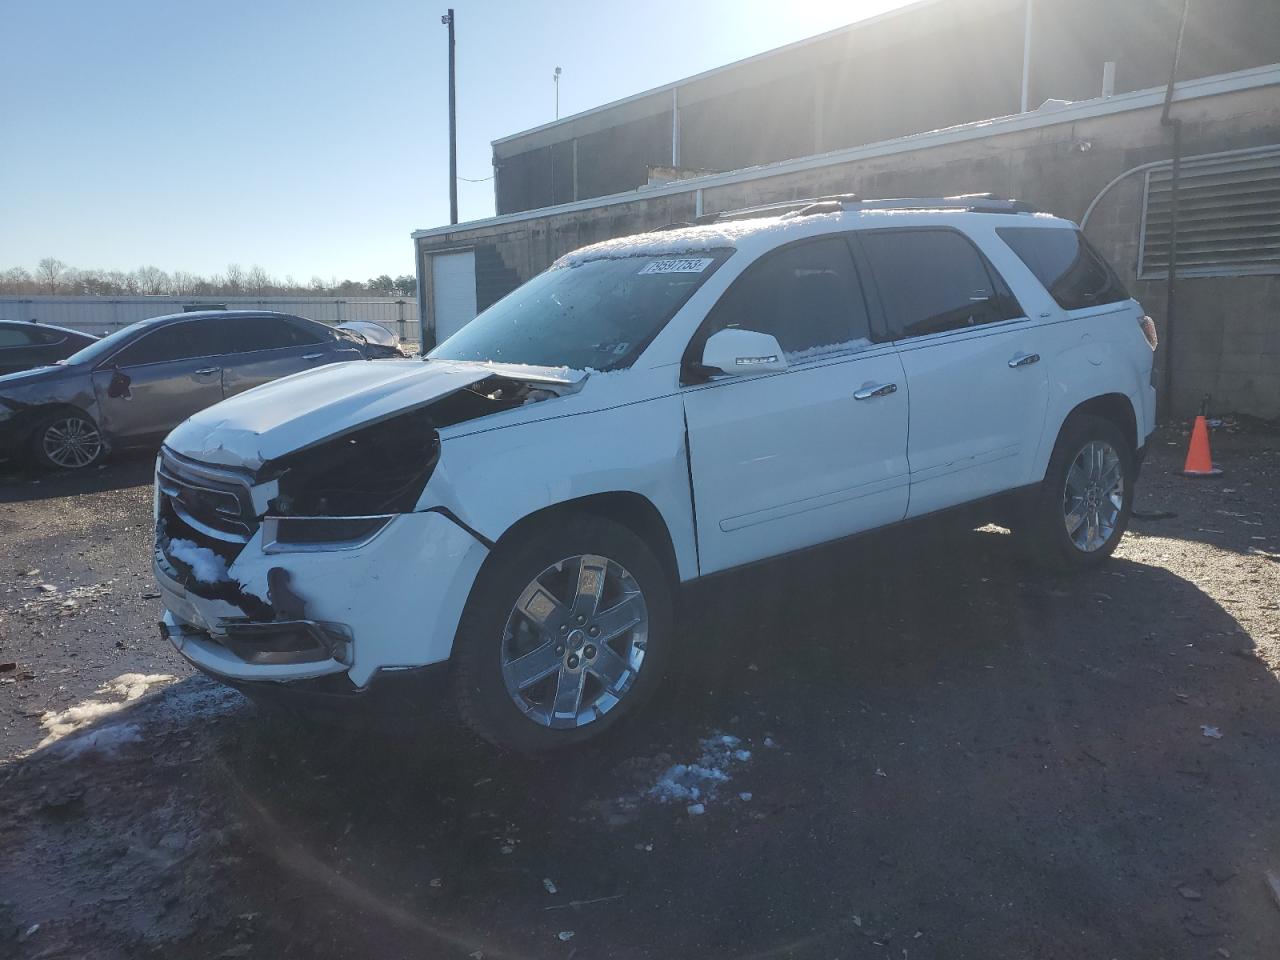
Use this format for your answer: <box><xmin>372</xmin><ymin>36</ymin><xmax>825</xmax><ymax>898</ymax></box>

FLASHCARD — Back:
<box><xmin>0</xmin><ymin>0</ymin><xmax>912</xmax><ymax>282</ymax></box>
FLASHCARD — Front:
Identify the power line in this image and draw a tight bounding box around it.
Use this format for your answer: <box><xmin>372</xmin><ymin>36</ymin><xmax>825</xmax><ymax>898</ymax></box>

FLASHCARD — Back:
<box><xmin>457</xmin><ymin>174</ymin><xmax>494</xmax><ymax>182</ymax></box>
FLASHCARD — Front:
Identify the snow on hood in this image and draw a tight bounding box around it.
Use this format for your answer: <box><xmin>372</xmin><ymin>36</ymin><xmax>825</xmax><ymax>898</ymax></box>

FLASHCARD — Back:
<box><xmin>552</xmin><ymin>211</ymin><xmax>844</xmax><ymax>268</ymax></box>
<box><xmin>164</xmin><ymin>359</ymin><xmax>585</xmax><ymax>470</ymax></box>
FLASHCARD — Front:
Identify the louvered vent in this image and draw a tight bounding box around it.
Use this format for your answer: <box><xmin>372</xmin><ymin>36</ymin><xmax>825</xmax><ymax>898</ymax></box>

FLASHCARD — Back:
<box><xmin>1139</xmin><ymin>146</ymin><xmax>1280</xmax><ymax>279</ymax></box>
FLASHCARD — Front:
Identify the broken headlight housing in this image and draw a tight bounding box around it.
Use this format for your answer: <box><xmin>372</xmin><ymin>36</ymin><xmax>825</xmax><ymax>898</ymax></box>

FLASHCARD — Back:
<box><xmin>261</xmin><ymin>408</ymin><xmax>440</xmax><ymax>545</ymax></box>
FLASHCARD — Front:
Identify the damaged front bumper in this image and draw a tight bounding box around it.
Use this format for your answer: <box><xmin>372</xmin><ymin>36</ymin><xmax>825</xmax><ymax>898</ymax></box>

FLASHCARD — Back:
<box><xmin>155</xmin><ymin>505</ymin><xmax>490</xmax><ymax>697</ymax></box>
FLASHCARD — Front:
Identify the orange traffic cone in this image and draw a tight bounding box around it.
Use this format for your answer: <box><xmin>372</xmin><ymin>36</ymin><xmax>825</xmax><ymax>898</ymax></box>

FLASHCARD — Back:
<box><xmin>1181</xmin><ymin>415</ymin><xmax>1223</xmax><ymax>477</ymax></box>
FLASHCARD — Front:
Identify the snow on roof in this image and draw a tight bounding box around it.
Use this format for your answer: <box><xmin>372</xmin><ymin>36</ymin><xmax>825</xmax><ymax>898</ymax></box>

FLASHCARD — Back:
<box><xmin>552</xmin><ymin>211</ymin><xmax>845</xmax><ymax>268</ymax></box>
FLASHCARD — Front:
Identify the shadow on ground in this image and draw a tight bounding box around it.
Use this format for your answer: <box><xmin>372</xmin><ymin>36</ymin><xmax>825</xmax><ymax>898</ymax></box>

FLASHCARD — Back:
<box><xmin>0</xmin><ymin>450</ymin><xmax>155</xmax><ymax>502</ymax></box>
<box><xmin>6</xmin><ymin>520</ymin><xmax>1276</xmax><ymax>959</ymax></box>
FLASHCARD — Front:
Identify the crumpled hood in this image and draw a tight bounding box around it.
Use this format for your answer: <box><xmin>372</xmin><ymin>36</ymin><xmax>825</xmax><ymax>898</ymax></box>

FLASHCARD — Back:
<box><xmin>163</xmin><ymin>359</ymin><xmax>584</xmax><ymax>470</ymax></box>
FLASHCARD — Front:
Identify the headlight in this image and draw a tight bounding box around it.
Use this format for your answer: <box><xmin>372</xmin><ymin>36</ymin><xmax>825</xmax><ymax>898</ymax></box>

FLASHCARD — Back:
<box><xmin>264</xmin><ymin>408</ymin><xmax>440</xmax><ymax>518</ymax></box>
<box><xmin>261</xmin><ymin>515</ymin><xmax>393</xmax><ymax>553</ymax></box>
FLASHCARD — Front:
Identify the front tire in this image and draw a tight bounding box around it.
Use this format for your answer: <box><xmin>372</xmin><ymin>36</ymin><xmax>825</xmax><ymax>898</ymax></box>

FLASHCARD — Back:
<box><xmin>450</xmin><ymin>513</ymin><xmax>672</xmax><ymax>752</ymax></box>
<box><xmin>29</xmin><ymin>410</ymin><xmax>105</xmax><ymax>471</ymax></box>
<box><xmin>1021</xmin><ymin>414</ymin><xmax>1134</xmax><ymax>570</ymax></box>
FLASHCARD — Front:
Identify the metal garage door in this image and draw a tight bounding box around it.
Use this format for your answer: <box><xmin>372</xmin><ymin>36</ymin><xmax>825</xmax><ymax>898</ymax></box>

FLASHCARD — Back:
<box><xmin>431</xmin><ymin>250</ymin><xmax>478</xmax><ymax>344</ymax></box>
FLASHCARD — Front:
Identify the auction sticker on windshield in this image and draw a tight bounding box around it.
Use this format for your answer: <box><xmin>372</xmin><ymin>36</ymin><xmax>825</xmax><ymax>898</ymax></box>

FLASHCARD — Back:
<box><xmin>638</xmin><ymin>257</ymin><xmax>715</xmax><ymax>274</ymax></box>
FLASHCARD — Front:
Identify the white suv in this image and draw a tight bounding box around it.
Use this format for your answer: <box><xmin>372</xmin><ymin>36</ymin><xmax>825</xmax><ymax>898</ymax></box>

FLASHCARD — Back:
<box><xmin>154</xmin><ymin>195</ymin><xmax>1157</xmax><ymax>751</ymax></box>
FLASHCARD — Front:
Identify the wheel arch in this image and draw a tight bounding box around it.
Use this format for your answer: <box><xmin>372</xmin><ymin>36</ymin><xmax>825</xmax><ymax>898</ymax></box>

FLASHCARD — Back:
<box><xmin>1063</xmin><ymin>393</ymin><xmax>1138</xmax><ymax>451</ymax></box>
<box><xmin>488</xmin><ymin>491</ymin><xmax>682</xmax><ymax>589</ymax></box>
<box><xmin>1037</xmin><ymin>392</ymin><xmax>1139</xmax><ymax>481</ymax></box>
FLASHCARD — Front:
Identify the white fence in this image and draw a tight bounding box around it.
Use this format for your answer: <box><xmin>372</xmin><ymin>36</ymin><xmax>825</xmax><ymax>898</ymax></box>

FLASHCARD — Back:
<box><xmin>0</xmin><ymin>296</ymin><xmax>421</xmax><ymax>344</ymax></box>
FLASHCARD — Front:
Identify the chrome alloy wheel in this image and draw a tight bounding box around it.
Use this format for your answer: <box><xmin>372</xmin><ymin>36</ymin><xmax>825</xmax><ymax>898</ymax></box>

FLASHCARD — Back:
<box><xmin>41</xmin><ymin>416</ymin><xmax>103</xmax><ymax>469</ymax></box>
<box><xmin>1063</xmin><ymin>440</ymin><xmax>1124</xmax><ymax>552</ymax></box>
<box><xmin>500</xmin><ymin>554</ymin><xmax>649</xmax><ymax>729</ymax></box>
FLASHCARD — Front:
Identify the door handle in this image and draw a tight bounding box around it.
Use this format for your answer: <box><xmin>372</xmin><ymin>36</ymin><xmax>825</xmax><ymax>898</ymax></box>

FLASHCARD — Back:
<box><xmin>854</xmin><ymin>382</ymin><xmax>897</xmax><ymax>400</ymax></box>
<box><xmin>1008</xmin><ymin>352</ymin><xmax>1040</xmax><ymax>368</ymax></box>
<box><xmin>194</xmin><ymin>367</ymin><xmax>221</xmax><ymax>375</ymax></box>
<box><xmin>302</xmin><ymin>353</ymin><xmax>324</xmax><ymax>360</ymax></box>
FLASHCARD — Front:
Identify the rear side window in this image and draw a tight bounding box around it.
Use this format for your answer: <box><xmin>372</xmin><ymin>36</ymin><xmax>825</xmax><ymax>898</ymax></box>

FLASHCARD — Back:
<box><xmin>998</xmin><ymin>227</ymin><xmax>1130</xmax><ymax>310</ymax></box>
<box><xmin>701</xmin><ymin>236</ymin><xmax>872</xmax><ymax>361</ymax></box>
<box><xmin>221</xmin><ymin>316</ymin><xmax>325</xmax><ymax>351</ymax></box>
<box><xmin>0</xmin><ymin>327</ymin><xmax>37</xmax><ymax>347</ymax></box>
<box><xmin>860</xmin><ymin>229</ymin><xmax>1022</xmax><ymax>340</ymax></box>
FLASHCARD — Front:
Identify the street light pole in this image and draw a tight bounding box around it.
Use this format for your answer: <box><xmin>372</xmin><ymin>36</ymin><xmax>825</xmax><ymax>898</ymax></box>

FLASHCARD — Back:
<box><xmin>442</xmin><ymin>9</ymin><xmax>458</xmax><ymax>225</ymax></box>
<box><xmin>554</xmin><ymin>65</ymin><xmax>562</xmax><ymax>120</ymax></box>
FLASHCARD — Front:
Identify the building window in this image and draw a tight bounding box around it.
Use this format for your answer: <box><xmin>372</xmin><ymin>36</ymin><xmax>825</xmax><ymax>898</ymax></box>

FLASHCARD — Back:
<box><xmin>1139</xmin><ymin>146</ymin><xmax>1280</xmax><ymax>279</ymax></box>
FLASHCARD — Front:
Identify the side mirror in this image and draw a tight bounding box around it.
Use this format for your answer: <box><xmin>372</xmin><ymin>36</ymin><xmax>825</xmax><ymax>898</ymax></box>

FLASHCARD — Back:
<box><xmin>700</xmin><ymin>328</ymin><xmax>789</xmax><ymax>377</ymax></box>
<box><xmin>106</xmin><ymin>367</ymin><xmax>132</xmax><ymax>399</ymax></box>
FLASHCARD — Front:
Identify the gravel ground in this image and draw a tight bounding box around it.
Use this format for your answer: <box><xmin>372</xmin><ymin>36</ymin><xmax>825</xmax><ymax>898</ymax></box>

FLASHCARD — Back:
<box><xmin>1</xmin><ymin>426</ymin><xmax>1278</xmax><ymax>959</ymax></box>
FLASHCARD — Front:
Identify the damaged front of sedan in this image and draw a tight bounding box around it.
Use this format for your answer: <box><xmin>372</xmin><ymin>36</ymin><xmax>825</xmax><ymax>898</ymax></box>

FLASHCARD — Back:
<box><xmin>153</xmin><ymin>237</ymin><xmax>744</xmax><ymax>749</ymax></box>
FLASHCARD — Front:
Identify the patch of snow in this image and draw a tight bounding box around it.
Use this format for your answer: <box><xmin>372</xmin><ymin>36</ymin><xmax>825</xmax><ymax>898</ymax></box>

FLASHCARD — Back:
<box><xmin>464</xmin><ymin>360</ymin><xmax>582</xmax><ymax>383</ymax></box>
<box><xmin>166</xmin><ymin>538</ymin><xmax>229</xmax><ymax>584</ymax></box>
<box><xmin>39</xmin><ymin>698</ymin><xmax>131</xmax><ymax>747</ymax></box>
<box><xmin>784</xmin><ymin>338</ymin><xmax>873</xmax><ymax>363</ymax></box>
<box><xmin>645</xmin><ymin>732</ymin><xmax>753</xmax><ymax>810</ymax></box>
<box><xmin>54</xmin><ymin>722</ymin><xmax>144</xmax><ymax>757</ymax></box>
<box><xmin>38</xmin><ymin>673</ymin><xmax>175</xmax><ymax>749</ymax></box>
<box><xmin>34</xmin><ymin>673</ymin><xmax>244</xmax><ymax>757</ymax></box>
<box><xmin>553</xmin><ymin>213</ymin><xmax>845</xmax><ymax>269</ymax></box>
<box><xmin>101</xmin><ymin>672</ymin><xmax>176</xmax><ymax>701</ymax></box>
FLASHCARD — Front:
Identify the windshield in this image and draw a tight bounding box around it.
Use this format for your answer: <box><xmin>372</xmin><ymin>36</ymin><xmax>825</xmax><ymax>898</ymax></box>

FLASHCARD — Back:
<box><xmin>429</xmin><ymin>252</ymin><xmax>730</xmax><ymax>371</ymax></box>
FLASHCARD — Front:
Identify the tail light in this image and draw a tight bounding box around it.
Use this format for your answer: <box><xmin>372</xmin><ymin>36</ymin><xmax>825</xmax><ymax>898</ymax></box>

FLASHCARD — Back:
<box><xmin>1138</xmin><ymin>315</ymin><xmax>1158</xmax><ymax>350</ymax></box>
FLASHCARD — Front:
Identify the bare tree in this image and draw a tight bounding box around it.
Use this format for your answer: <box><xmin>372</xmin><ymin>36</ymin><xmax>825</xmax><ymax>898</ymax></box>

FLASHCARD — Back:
<box><xmin>2</xmin><ymin>260</ymin><xmax>411</xmax><ymax>299</ymax></box>
<box><xmin>134</xmin><ymin>265</ymin><xmax>170</xmax><ymax>295</ymax></box>
<box><xmin>36</xmin><ymin>257</ymin><xmax>65</xmax><ymax>294</ymax></box>
<box><xmin>245</xmin><ymin>264</ymin><xmax>272</xmax><ymax>296</ymax></box>
<box><xmin>170</xmin><ymin>271</ymin><xmax>200</xmax><ymax>296</ymax></box>
<box><xmin>104</xmin><ymin>270</ymin><xmax>133</xmax><ymax>294</ymax></box>
<box><xmin>0</xmin><ymin>266</ymin><xmax>34</xmax><ymax>294</ymax></box>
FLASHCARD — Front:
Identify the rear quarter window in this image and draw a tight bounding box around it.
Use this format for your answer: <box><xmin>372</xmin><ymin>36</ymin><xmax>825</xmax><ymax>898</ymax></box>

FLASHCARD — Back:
<box><xmin>998</xmin><ymin>227</ymin><xmax>1130</xmax><ymax>311</ymax></box>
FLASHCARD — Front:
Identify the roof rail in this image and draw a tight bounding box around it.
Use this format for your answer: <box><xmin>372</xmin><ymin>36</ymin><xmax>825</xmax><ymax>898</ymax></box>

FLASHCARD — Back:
<box><xmin>843</xmin><ymin>193</ymin><xmax>1038</xmax><ymax>214</ymax></box>
<box><xmin>694</xmin><ymin>194</ymin><xmax>863</xmax><ymax>224</ymax></box>
<box><xmin>696</xmin><ymin>192</ymin><xmax>1036</xmax><ymax>224</ymax></box>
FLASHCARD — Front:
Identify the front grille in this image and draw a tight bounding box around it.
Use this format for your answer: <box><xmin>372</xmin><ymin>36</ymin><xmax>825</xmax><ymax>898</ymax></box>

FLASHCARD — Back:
<box><xmin>158</xmin><ymin>449</ymin><xmax>259</xmax><ymax>544</ymax></box>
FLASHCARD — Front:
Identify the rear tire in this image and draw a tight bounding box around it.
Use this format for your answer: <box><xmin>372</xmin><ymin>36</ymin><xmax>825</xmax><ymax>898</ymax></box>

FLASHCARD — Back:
<box><xmin>28</xmin><ymin>410</ymin><xmax>105</xmax><ymax>471</ymax></box>
<box><xmin>1020</xmin><ymin>414</ymin><xmax>1134</xmax><ymax>571</ymax></box>
<box><xmin>449</xmin><ymin>513</ymin><xmax>672</xmax><ymax>753</ymax></box>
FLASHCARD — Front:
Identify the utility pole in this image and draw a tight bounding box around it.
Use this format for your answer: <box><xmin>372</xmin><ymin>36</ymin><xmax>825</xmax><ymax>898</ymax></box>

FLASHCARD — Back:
<box><xmin>1158</xmin><ymin>0</ymin><xmax>1190</xmax><ymax>414</ymax></box>
<box><xmin>442</xmin><ymin>8</ymin><xmax>458</xmax><ymax>225</ymax></box>
<box><xmin>554</xmin><ymin>66</ymin><xmax>562</xmax><ymax>120</ymax></box>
